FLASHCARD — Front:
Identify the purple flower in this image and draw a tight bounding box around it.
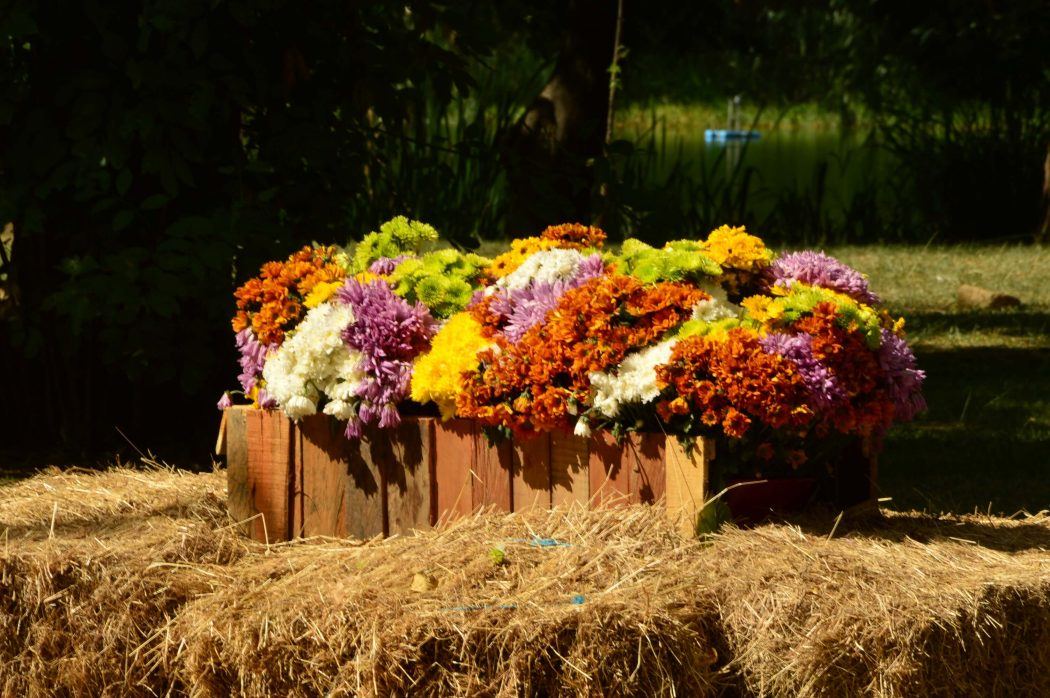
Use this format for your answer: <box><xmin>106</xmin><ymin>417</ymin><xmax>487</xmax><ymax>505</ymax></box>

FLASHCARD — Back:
<box><xmin>877</xmin><ymin>329</ymin><xmax>926</xmax><ymax>421</ymax></box>
<box><xmin>336</xmin><ymin>278</ymin><xmax>437</xmax><ymax>436</ymax></box>
<box><xmin>771</xmin><ymin>251</ymin><xmax>880</xmax><ymax>305</ymax></box>
<box><xmin>217</xmin><ymin>392</ymin><xmax>233</xmax><ymax>410</ymax></box>
<box><xmin>235</xmin><ymin>328</ymin><xmax>276</xmax><ymax>393</ymax></box>
<box><xmin>369</xmin><ymin>254</ymin><xmax>412</xmax><ymax>276</ymax></box>
<box><xmin>760</xmin><ymin>331</ymin><xmax>846</xmax><ymax>411</ymax></box>
<box><xmin>257</xmin><ymin>388</ymin><xmax>278</xmax><ymax>410</ymax></box>
<box><xmin>487</xmin><ymin>253</ymin><xmax>604</xmax><ymax>341</ymax></box>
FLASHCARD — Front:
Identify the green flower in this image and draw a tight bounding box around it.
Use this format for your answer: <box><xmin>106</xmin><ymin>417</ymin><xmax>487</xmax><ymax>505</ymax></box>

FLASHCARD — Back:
<box><xmin>351</xmin><ymin>216</ymin><xmax>440</xmax><ymax>273</ymax></box>
<box><xmin>615</xmin><ymin>238</ymin><xmax>721</xmax><ymax>283</ymax></box>
<box><xmin>387</xmin><ymin>248</ymin><xmax>490</xmax><ymax>318</ymax></box>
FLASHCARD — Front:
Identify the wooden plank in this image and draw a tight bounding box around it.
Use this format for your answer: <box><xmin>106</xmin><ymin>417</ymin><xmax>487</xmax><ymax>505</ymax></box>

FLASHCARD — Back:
<box><xmin>628</xmin><ymin>432</ymin><xmax>667</xmax><ymax>505</ymax></box>
<box><xmin>245</xmin><ymin>409</ymin><xmax>295</xmax><ymax>543</ymax></box>
<box><xmin>224</xmin><ymin>407</ymin><xmax>252</xmax><ymax>535</ymax></box>
<box><xmin>588</xmin><ymin>432</ymin><xmax>632</xmax><ymax>507</ymax></box>
<box><xmin>473</xmin><ymin>430</ymin><xmax>513</xmax><ymax>513</ymax></box>
<box><xmin>432</xmin><ymin>419</ymin><xmax>475</xmax><ymax>522</ymax></box>
<box><xmin>664</xmin><ymin>436</ymin><xmax>712</xmax><ymax>537</ymax></box>
<box><xmin>215</xmin><ymin>409</ymin><xmax>229</xmax><ymax>456</ymax></box>
<box><xmin>345</xmin><ymin>424</ymin><xmax>385</xmax><ymax>540</ymax></box>
<box><xmin>298</xmin><ymin>415</ymin><xmax>351</xmax><ymax>538</ymax></box>
<box><xmin>512</xmin><ymin>433</ymin><xmax>551</xmax><ymax>511</ymax></box>
<box><xmin>550</xmin><ymin>432</ymin><xmax>589</xmax><ymax>507</ymax></box>
<box><xmin>372</xmin><ymin>417</ymin><xmax>434</xmax><ymax>535</ymax></box>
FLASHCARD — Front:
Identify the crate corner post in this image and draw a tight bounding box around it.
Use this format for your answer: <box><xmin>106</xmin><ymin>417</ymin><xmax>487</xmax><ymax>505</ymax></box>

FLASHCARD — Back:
<box><xmin>663</xmin><ymin>436</ymin><xmax>712</xmax><ymax>537</ymax></box>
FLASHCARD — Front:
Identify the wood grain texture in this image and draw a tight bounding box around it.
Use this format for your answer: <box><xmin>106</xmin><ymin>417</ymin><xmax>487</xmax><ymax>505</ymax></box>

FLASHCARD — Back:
<box><xmin>224</xmin><ymin>407</ymin><xmax>252</xmax><ymax>535</ymax></box>
<box><xmin>473</xmin><ymin>430</ymin><xmax>513</xmax><ymax>513</ymax></box>
<box><xmin>432</xmin><ymin>419</ymin><xmax>475</xmax><ymax>522</ymax></box>
<box><xmin>215</xmin><ymin>409</ymin><xmax>229</xmax><ymax>456</ymax></box>
<box><xmin>550</xmin><ymin>432</ymin><xmax>589</xmax><ymax>507</ymax></box>
<box><xmin>245</xmin><ymin>409</ymin><xmax>295</xmax><ymax>542</ymax></box>
<box><xmin>298</xmin><ymin>415</ymin><xmax>350</xmax><ymax>538</ymax></box>
<box><xmin>664</xmin><ymin>437</ymin><xmax>711</xmax><ymax>536</ymax></box>
<box><xmin>588</xmin><ymin>432</ymin><xmax>632</xmax><ymax>507</ymax></box>
<box><xmin>512</xmin><ymin>434</ymin><xmax>551</xmax><ymax>511</ymax></box>
<box><xmin>369</xmin><ymin>418</ymin><xmax>434</xmax><ymax>535</ymax></box>
<box><xmin>629</xmin><ymin>433</ymin><xmax>667</xmax><ymax>505</ymax></box>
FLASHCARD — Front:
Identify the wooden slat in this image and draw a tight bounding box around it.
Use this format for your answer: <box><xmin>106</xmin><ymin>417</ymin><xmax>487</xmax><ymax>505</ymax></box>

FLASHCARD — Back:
<box><xmin>588</xmin><ymin>432</ymin><xmax>632</xmax><ymax>507</ymax></box>
<box><xmin>215</xmin><ymin>409</ymin><xmax>229</xmax><ymax>456</ymax></box>
<box><xmin>550</xmin><ymin>432</ymin><xmax>589</xmax><ymax>507</ymax></box>
<box><xmin>372</xmin><ymin>418</ymin><xmax>434</xmax><ymax>535</ymax></box>
<box><xmin>629</xmin><ymin>432</ymin><xmax>667</xmax><ymax>505</ymax></box>
<box><xmin>224</xmin><ymin>407</ymin><xmax>251</xmax><ymax>535</ymax></box>
<box><xmin>245</xmin><ymin>409</ymin><xmax>295</xmax><ymax>542</ymax></box>
<box><xmin>473</xmin><ymin>431</ymin><xmax>513</xmax><ymax>512</ymax></box>
<box><xmin>345</xmin><ymin>425</ymin><xmax>386</xmax><ymax>540</ymax></box>
<box><xmin>298</xmin><ymin>415</ymin><xmax>350</xmax><ymax>538</ymax></box>
<box><xmin>432</xmin><ymin>419</ymin><xmax>475</xmax><ymax>522</ymax></box>
<box><xmin>664</xmin><ymin>436</ymin><xmax>712</xmax><ymax>537</ymax></box>
<box><xmin>512</xmin><ymin>433</ymin><xmax>551</xmax><ymax>511</ymax></box>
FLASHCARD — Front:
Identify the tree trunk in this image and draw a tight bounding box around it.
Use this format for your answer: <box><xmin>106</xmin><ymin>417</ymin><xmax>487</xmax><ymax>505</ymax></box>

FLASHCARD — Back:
<box><xmin>1040</xmin><ymin>143</ymin><xmax>1050</xmax><ymax>242</ymax></box>
<box><xmin>503</xmin><ymin>0</ymin><xmax>617</xmax><ymax>235</ymax></box>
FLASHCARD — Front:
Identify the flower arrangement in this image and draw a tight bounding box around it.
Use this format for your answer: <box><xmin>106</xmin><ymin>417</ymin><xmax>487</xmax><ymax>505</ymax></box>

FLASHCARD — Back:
<box><xmin>221</xmin><ymin>218</ymin><xmax>925</xmax><ymax>476</ymax></box>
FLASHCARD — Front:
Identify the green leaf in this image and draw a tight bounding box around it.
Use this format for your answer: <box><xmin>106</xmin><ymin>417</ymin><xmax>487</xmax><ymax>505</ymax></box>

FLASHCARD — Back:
<box><xmin>141</xmin><ymin>194</ymin><xmax>169</xmax><ymax>210</ymax></box>
<box><xmin>112</xmin><ymin>209</ymin><xmax>134</xmax><ymax>231</ymax></box>
<box><xmin>116</xmin><ymin>169</ymin><xmax>132</xmax><ymax>195</ymax></box>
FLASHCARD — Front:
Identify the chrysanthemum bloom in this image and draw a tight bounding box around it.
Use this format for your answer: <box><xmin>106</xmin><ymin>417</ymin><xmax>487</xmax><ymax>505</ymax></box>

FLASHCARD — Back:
<box><xmin>771</xmin><ymin>251</ymin><xmax>880</xmax><ymax>305</ymax></box>
<box><xmin>232</xmin><ymin>245</ymin><xmax>346</xmax><ymax>344</ymax></box>
<box><xmin>700</xmin><ymin>225</ymin><xmax>774</xmax><ymax>272</ymax></box>
<box><xmin>539</xmin><ymin>222</ymin><xmax>607</xmax><ymax>248</ymax></box>
<box><xmin>877</xmin><ymin>328</ymin><xmax>927</xmax><ymax>421</ymax></box>
<box><xmin>656</xmin><ymin>328</ymin><xmax>813</xmax><ymax>439</ymax></box>
<box><xmin>261</xmin><ymin>302</ymin><xmax>364</xmax><ymax>421</ymax></box>
<box><xmin>410</xmin><ymin>312</ymin><xmax>491</xmax><ymax>419</ymax></box>
<box><xmin>337</xmin><ymin>278</ymin><xmax>436</xmax><ymax>437</ymax></box>
<box><xmin>234</xmin><ymin>328</ymin><xmax>276</xmax><ymax>394</ymax></box>
<box><xmin>485</xmin><ymin>252</ymin><xmax>604</xmax><ymax>341</ymax></box>
<box><xmin>759</xmin><ymin>331</ymin><xmax>845</xmax><ymax>411</ymax></box>
<box><xmin>458</xmin><ymin>273</ymin><xmax>705</xmax><ymax>436</ymax></box>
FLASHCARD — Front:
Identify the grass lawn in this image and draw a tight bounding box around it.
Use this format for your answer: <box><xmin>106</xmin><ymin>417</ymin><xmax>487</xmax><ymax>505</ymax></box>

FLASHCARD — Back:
<box><xmin>832</xmin><ymin>245</ymin><xmax>1050</xmax><ymax>515</ymax></box>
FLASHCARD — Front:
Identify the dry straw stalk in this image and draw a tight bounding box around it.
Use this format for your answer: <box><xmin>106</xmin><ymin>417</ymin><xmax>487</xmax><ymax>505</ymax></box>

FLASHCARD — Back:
<box><xmin>1</xmin><ymin>466</ymin><xmax>1048</xmax><ymax>696</ymax></box>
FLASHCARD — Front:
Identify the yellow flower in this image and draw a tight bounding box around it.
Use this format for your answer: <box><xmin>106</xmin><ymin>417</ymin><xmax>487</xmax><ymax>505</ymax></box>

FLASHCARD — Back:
<box><xmin>700</xmin><ymin>224</ymin><xmax>773</xmax><ymax>272</ymax></box>
<box><xmin>741</xmin><ymin>295</ymin><xmax>784</xmax><ymax>323</ymax></box>
<box><xmin>410</xmin><ymin>313</ymin><xmax>491</xmax><ymax>419</ymax></box>
<box><xmin>303</xmin><ymin>280</ymin><xmax>343</xmax><ymax>309</ymax></box>
<box><xmin>485</xmin><ymin>237</ymin><xmax>563</xmax><ymax>279</ymax></box>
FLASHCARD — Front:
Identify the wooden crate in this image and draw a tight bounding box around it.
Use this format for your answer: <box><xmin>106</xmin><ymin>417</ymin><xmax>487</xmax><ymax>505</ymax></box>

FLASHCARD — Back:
<box><xmin>220</xmin><ymin>408</ymin><xmax>872</xmax><ymax>542</ymax></box>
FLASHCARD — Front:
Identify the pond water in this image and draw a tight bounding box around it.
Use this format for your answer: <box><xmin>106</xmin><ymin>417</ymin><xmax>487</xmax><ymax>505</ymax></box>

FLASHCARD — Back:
<box><xmin>626</xmin><ymin>124</ymin><xmax>895</xmax><ymax>228</ymax></box>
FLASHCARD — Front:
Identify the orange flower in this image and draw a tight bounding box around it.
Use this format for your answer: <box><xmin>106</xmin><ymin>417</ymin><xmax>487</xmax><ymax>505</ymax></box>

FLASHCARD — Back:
<box><xmin>540</xmin><ymin>222</ymin><xmax>607</xmax><ymax>248</ymax></box>
<box><xmin>655</xmin><ymin>328</ymin><xmax>814</xmax><ymax>439</ymax></box>
<box><xmin>458</xmin><ymin>273</ymin><xmax>705</xmax><ymax>436</ymax></box>
<box><xmin>232</xmin><ymin>246</ymin><xmax>345</xmax><ymax>344</ymax></box>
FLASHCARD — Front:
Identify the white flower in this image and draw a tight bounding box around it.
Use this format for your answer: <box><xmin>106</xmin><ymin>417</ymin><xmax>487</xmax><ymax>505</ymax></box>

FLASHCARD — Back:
<box><xmin>284</xmin><ymin>395</ymin><xmax>317</xmax><ymax>420</ymax></box>
<box><xmin>499</xmin><ymin>248</ymin><xmax>586</xmax><ymax>290</ymax></box>
<box><xmin>588</xmin><ymin>338</ymin><xmax>678</xmax><ymax>418</ymax></box>
<box><xmin>574</xmin><ymin>419</ymin><xmax>592</xmax><ymax>438</ymax></box>
<box><xmin>691</xmin><ymin>282</ymin><xmax>741</xmax><ymax>323</ymax></box>
<box><xmin>322</xmin><ymin>399</ymin><xmax>356</xmax><ymax>420</ymax></box>
<box><xmin>261</xmin><ymin>301</ymin><xmax>366</xmax><ymax>420</ymax></box>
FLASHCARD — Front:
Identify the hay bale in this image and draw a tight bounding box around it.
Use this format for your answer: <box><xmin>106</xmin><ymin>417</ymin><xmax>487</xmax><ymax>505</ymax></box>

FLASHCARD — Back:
<box><xmin>0</xmin><ymin>465</ymin><xmax>226</xmax><ymax>536</ymax></box>
<box><xmin>710</xmin><ymin>512</ymin><xmax>1050</xmax><ymax>695</ymax></box>
<box><xmin>167</xmin><ymin>507</ymin><xmax>721</xmax><ymax>696</ymax></box>
<box><xmin>2</xmin><ymin>467</ymin><xmax>1050</xmax><ymax>696</ymax></box>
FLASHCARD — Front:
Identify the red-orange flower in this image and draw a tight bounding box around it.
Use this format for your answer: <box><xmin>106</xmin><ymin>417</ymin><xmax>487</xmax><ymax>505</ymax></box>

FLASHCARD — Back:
<box><xmin>540</xmin><ymin>222</ymin><xmax>607</xmax><ymax>249</ymax></box>
<box><xmin>457</xmin><ymin>273</ymin><xmax>705</xmax><ymax>436</ymax></box>
<box><xmin>655</xmin><ymin>328</ymin><xmax>814</xmax><ymax>439</ymax></box>
<box><xmin>232</xmin><ymin>246</ymin><xmax>345</xmax><ymax>344</ymax></box>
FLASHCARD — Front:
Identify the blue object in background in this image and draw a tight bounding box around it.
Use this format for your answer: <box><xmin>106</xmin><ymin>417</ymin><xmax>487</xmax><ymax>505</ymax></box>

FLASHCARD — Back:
<box><xmin>704</xmin><ymin>129</ymin><xmax>762</xmax><ymax>143</ymax></box>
